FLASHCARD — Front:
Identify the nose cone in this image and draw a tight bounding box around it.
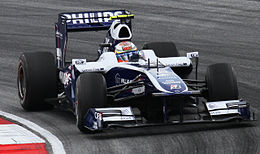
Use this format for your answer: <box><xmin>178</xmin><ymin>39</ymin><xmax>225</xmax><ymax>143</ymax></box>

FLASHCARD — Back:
<box><xmin>148</xmin><ymin>67</ymin><xmax>188</xmax><ymax>93</ymax></box>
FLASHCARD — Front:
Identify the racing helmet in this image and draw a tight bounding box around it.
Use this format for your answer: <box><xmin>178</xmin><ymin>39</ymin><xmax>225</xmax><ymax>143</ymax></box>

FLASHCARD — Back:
<box><xmin>110</xmin><ymin>20</ymin><xmax>132</xmax><ymax>40</ymax></box>
<box><xmin>114</xmin><ymin>41</ymin><xmax>139</xmax><ymax>62</ymax></box>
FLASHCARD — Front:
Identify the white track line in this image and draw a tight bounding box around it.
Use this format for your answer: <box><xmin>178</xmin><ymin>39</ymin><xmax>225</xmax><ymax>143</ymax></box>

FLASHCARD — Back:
<box><xmin>0</xmin><ymin>111</ymin><xmax>66</xmax><ymax>154</ymax></box>
<box><xmin>0</xmin><ymin>124</ymin><xmax>45</xmax><ymax>144</ymax></box>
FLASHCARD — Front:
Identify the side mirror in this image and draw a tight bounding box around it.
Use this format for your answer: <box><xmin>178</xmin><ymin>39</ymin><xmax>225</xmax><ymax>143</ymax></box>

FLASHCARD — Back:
<box><xmin>187</xmin><ymin>52</ymin><xmax>199</xmax><ymax>59</ymax></box>
<box><xmin>186</xmin><ymin>51</ymin><xmax>199</xmax><ymax>80</ymax></box>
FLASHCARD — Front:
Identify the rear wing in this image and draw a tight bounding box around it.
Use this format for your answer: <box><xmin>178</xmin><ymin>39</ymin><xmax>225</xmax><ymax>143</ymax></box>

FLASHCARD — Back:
<box><xmin>55</xmin><ymin>10</ymin><xmax>132</xmax><ymax>68</ymax></box>
<box><xmin>58</xmin><ymin>10</ymin><xmax>131</xmax><ymax>32</ymax></box>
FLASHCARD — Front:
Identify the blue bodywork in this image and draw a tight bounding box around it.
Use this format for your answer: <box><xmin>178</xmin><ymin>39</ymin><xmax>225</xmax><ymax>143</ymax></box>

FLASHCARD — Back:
<box><xmin>63</xmin><ymin>64</ymin><xmax>189</xmax><ymax>108</ymax></box>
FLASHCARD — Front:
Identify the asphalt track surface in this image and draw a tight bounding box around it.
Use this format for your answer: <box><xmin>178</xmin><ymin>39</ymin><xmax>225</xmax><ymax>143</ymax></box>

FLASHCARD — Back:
<box><xmin>0</xmin><ymin>0</ymin><xmax>260</xmax><ymax>153</ymax></box>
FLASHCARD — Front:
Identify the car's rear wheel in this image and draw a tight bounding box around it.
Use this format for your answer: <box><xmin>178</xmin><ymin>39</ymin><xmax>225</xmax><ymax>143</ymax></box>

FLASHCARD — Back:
<box><xmin>206</xmin><ymin>63</ymin><xmax>239</xmax><ymax>101</ymax></box>
<box><xmin>17</xmin><ymin>52</ymin><xmax>57</xmax><ymax>111</ymax></box>
<box><xmin>143</xmin><ymin>41</ymin><xmax>180</xmax><ymax>57</ymax></box>
<box><xmin>143</xmin><ymin>42</ymin><xmax>192</xmax><ymax>78</ymax></box>
<box><xmin>75</xmin><ymin>73</ymin><xmax>107</xmax><ymax>133</ymax></box>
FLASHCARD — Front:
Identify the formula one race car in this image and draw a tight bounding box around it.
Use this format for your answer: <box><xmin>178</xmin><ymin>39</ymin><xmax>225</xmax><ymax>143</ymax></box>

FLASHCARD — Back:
<box><xmin>17</xmin><ymin>10</ymin><xmax>255</xmax><ymax>133</ymax></box>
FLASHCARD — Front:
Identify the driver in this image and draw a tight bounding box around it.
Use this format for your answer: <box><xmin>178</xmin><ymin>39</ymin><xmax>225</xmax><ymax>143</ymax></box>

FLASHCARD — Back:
<box><xmin>114</xmin><ymin>41</ymin><xmax>140</xmax><ymax>62</ymax></box>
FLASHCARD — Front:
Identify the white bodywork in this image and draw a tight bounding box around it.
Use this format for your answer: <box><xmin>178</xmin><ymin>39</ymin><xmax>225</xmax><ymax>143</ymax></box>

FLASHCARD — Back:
<box><xmin>95</xmin><ymin>107</ymin><xmax>135</xmax><ymax>122</ymax></box>
<box><xmin>72</xmin><ymin>50</ymin><xmax>195</xmax><ymax>93</ymax></box>
<box><xmin>206</xmin><ymin>100</ymin><xmax>245</xmax><ymax>116</ymax></box>
<box><xmin>72</xmin><ymin>50</ymin><xmax>193</xmax><ymax>73</ymax></box>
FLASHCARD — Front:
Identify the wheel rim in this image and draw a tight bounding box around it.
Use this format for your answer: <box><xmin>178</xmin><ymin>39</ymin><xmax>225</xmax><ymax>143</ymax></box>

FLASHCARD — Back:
<box><xmin>18</xmin><ymin>64</ymin><xmax>26</xmax><ymax>102</ymax></box>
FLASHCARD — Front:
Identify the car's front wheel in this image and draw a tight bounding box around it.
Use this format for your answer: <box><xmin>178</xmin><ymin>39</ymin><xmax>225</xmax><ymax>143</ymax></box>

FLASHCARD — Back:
<box><xmin>75</xmin><ymin>73</ymin><xmax>107</xmax><ymax>133</ymax></box>
<box><xmin>206</xmin><ymin>63</ymin><xmax>239</xmax><ymax>101</ymax></box>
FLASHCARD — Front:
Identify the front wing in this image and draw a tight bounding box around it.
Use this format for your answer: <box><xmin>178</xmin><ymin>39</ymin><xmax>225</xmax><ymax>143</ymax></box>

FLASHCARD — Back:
<box><xmin>84</xmin><ymin>100</ymin><xmax>255</xmax><ymax>131</ymax></box>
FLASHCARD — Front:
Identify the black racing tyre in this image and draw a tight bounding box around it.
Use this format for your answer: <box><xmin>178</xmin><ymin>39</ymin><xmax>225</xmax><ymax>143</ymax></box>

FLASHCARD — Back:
<box><xmin>75</xmin><ymin>73</ymin><xmax>107</xmax><ymax>133</ymax></box>
<box><xmin>17</xmin><ymin>52</ymin><xmax>57</xmax><ymax>111</ymax></box>
<box><xmin>143</xmin><ymin>42</ymin><xmax>192</xmax><ymax>78</ymax></box>
<box><xmin>143</xmin><ymin>42</ymin><xmax>180</xmax><ymax>57</ymax></box>
<box><xmin>206</xmin><ymin>63</ymin><xmax>239</xmax><ymax>101</ymax></box>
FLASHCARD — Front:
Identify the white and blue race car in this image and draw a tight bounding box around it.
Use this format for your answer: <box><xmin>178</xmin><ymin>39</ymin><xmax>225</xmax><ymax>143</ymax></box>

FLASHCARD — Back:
<box><xmin>17</xmin><ymin>10</ymin><xmax>255</xmax><ymax>133</ymax></box>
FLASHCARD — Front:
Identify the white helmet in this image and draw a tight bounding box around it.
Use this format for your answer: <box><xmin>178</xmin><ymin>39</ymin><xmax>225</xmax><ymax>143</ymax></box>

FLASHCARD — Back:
<box><xmin>114</xmin><ymin>41</ymin><xmax>138</xmax><ymax>62</ymax></box>
<box><xmin>110</xmin><ymin>20</ymin><xmax>132</xmax><ymax>40</ymax></box>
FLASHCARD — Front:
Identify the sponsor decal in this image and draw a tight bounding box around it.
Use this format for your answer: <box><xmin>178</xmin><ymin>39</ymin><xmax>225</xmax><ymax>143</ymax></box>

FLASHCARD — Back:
<box><xmin>72</xmin><ymin>59</ymin><xmax>86</xmax><ymax>65</ymax></box>
<box><xmin>209</xmin><ymin>109</ymin><xmax>239</xmax><ymax>116</ymax></box>
<box><xmin>83</xmin><ymin>68</ymin><xmax>104</xmax><ymax>72</ymax></box>
<box><xmin>156</xmin><ymin>73</ymin><xmax>177</xmax><ymax>79</ymax></box>
<box><xmin>162</xmin><ymin>80</ymin><xmax>181</xmax><ymax>84</ymax></box>
<box><xmin>156</xmin><ymin>70</ymin><xmax>171</xmax><ymax>74</ymax></box>
<box><xmin>123</xmin><ymin>46</ymin><xmax>132</xmax><ymax>51</ymax></box>
<box><xmin>63</xmin><ymin>11</ymin><xmax>123</xmax><ymax>24</ymax></box>
<box><xmin>115</xmin><ymin>73</ymin><xmax>133</xmax><ymax>84</ymax></box>
<box><xmin>122</xmin><ymin>108</ymin><xmax>130</xmax><ymax>114</ymax></box>
<box><xmin>56</xmin><ymin>48</ymin><xmax>62</xmax><ymax>61</ymax></box>
<box><xmin>208</xmin><ymin>103</ymin><xmax>216</xmax><ymax>110</ymax></box>
<box><xmin>170</xmin><ymin>84</ymin><xmax>181</xmax><ymax>90</ymax></box>
<box><xmin>59</xmin><ymin>71</ymin><xmax>71</xmax><ymax>85</ymax></box>
<box><xmin>121</xmin><ymin>116</ymin><xmax>134</xmax><ymax>120</ymax></box>
<box><xmin>132</xmin><ymin>86</ymin><xmax>145</xmax><ymax>94</ymax></box>
<box><xmin>167</xmin><ymin>63</ymin><xmax>187</xmax><ymax>67</ymax></box>
<box><xmin>94</xmin><ymin>112</ymin><xmax>102</xmax><ymax>120</ymax></box>
<box><xmin>174</xmin><ymin>90</ymin><xmax>181</xmax><ymax>93</ymax></box>
<box><xmin>55</xmin><ymin>30</ymin><xmax>63</xmax><ymax>39</ymax></box>
<box><xmin>187</xmin><ymin>52</ymin><xmax>199</xmax><ymax>58</ymax></box>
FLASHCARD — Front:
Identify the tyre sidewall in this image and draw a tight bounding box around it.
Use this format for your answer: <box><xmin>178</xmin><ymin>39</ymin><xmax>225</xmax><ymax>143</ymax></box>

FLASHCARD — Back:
<box><xmin>17</xmin><ymin>52</ymin><xmax>57</xmax><ymax>110</ymax></box>
<box><xmin>75</xmin><ymin>73</ymin><xmax>107</xmax><ymax>133</ymax></box>
<box><xmin>206</xmin><ymin>63</ymin><xmax>239</xmax><ymax>101</ymax></box>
